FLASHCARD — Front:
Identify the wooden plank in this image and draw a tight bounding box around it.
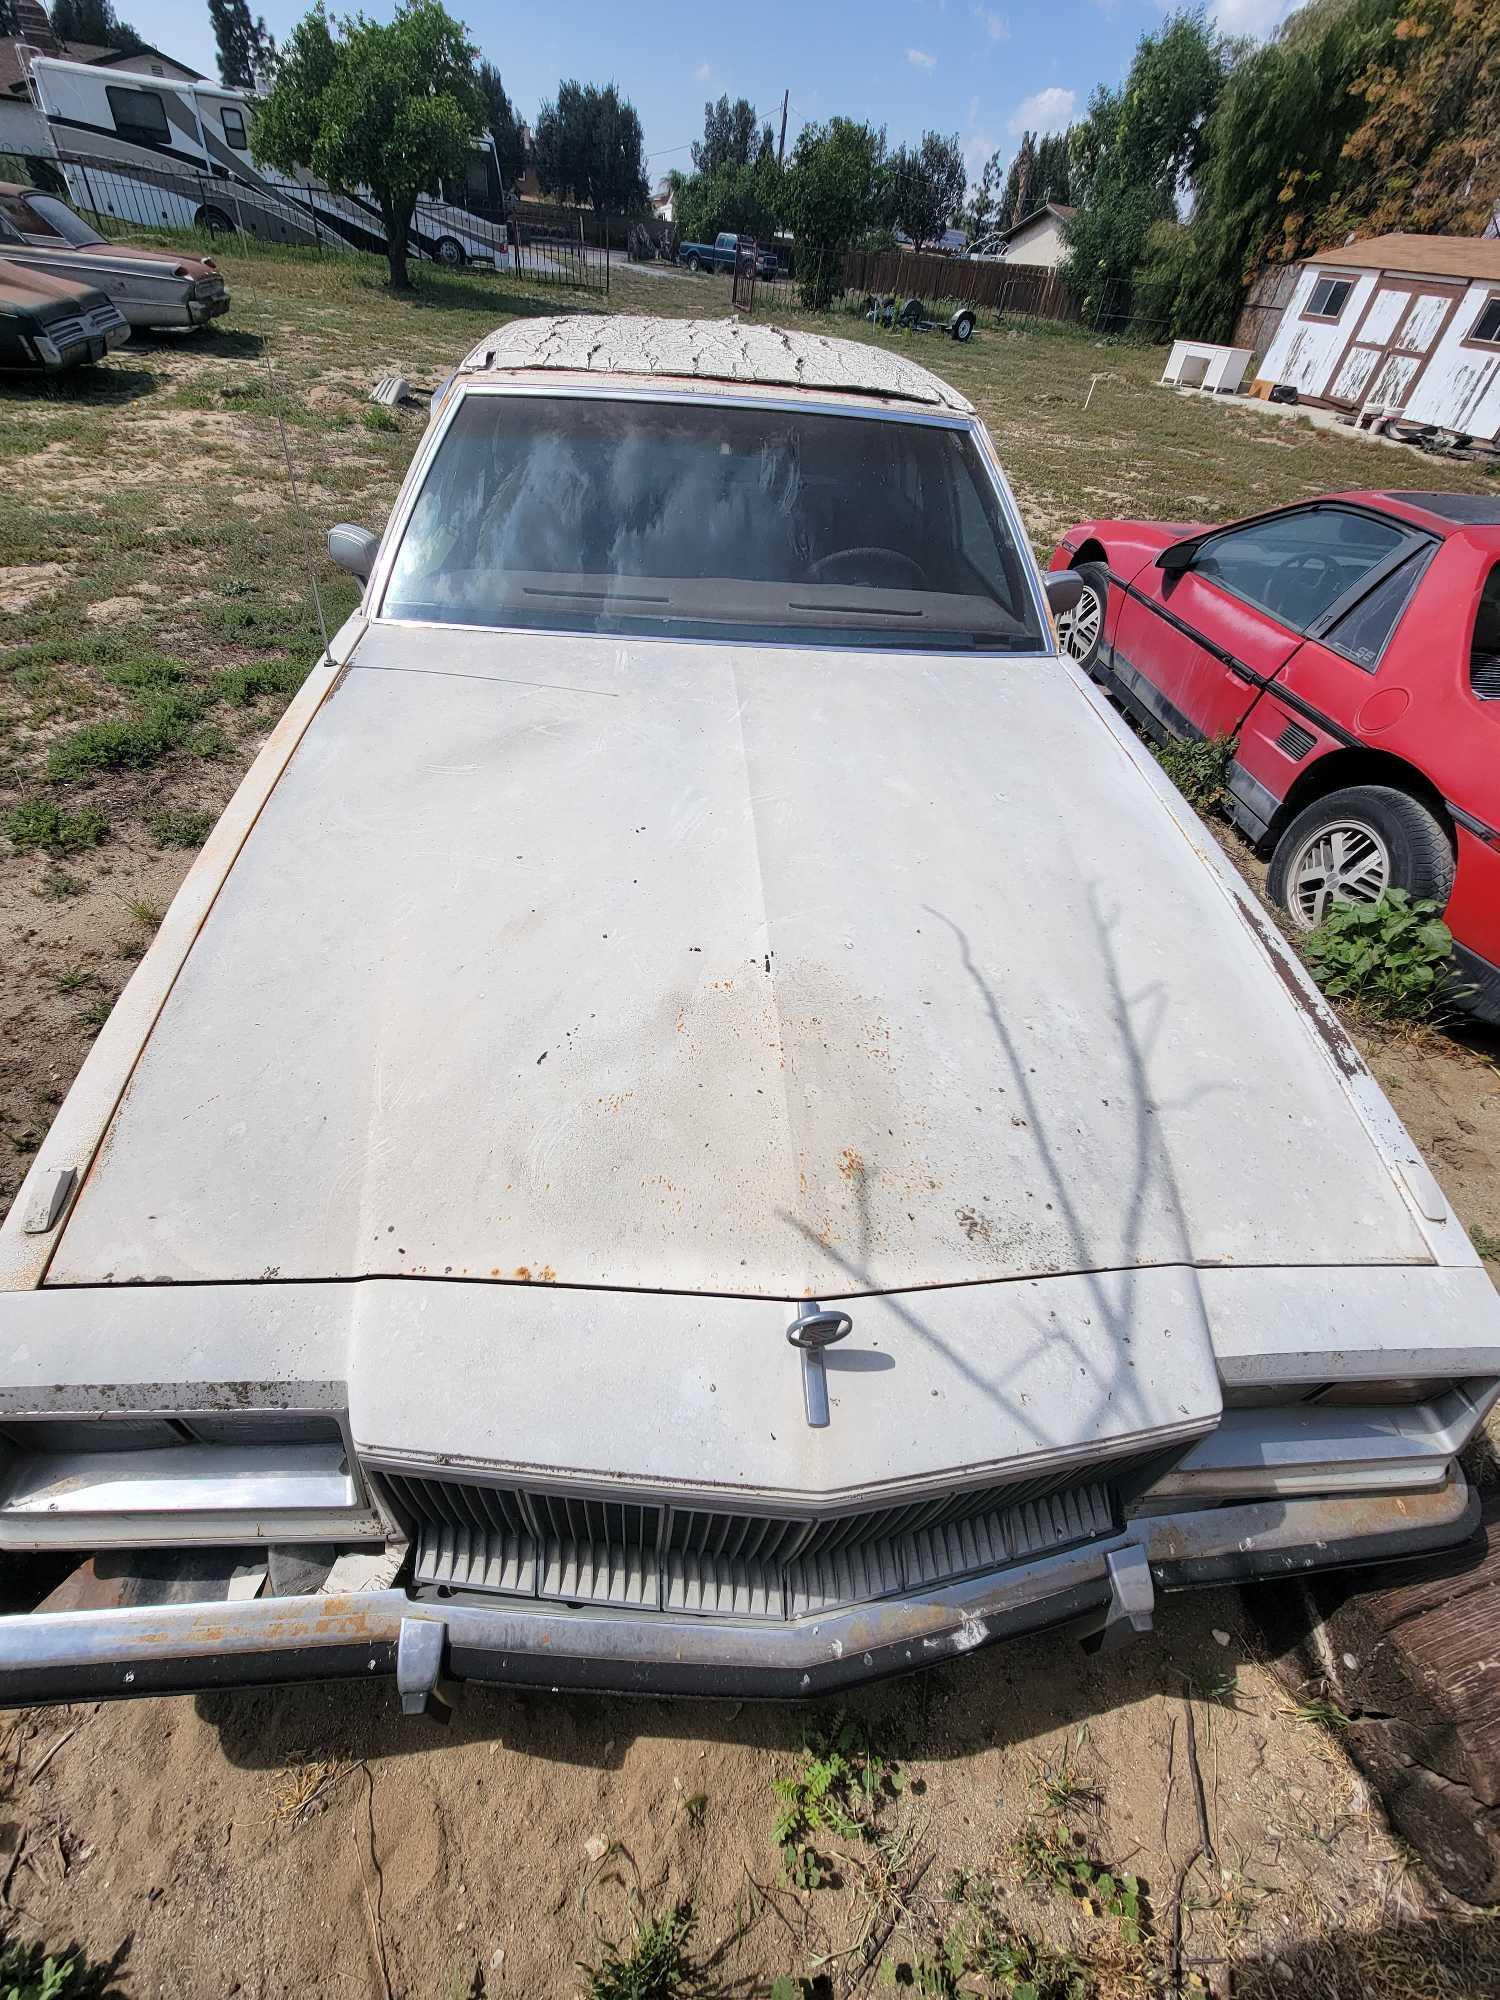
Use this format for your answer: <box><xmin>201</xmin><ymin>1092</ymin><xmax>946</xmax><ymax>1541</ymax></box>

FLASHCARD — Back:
<box><xmin>1249</xmin><ymin>1492</ymin><xmax>1500</xmax><ymax>1902</ymax></box>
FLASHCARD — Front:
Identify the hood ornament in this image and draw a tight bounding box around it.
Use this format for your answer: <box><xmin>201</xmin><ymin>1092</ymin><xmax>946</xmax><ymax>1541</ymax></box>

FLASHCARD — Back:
<box><xmin>786</xmin><ymin>1303</ymin><xmax>853</xmax><ymax>1429</ymax></box>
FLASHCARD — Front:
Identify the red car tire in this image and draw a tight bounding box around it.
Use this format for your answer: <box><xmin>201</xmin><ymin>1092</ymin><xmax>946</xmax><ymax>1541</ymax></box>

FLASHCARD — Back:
<box><xmin>1267</xmin><ymin>784</ymin><xmax>1454</xmax><ymax>932</ymax></box>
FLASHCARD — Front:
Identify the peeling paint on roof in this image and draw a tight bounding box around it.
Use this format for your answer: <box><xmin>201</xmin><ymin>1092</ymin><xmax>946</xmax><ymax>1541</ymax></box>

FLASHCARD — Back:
<box><xmin>458</xmin><ymin>315</ymin><xmax>974</xmax><ymax>412</ymax></box>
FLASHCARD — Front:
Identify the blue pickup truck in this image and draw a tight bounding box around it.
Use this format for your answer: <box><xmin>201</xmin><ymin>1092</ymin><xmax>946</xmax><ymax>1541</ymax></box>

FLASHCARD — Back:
<box><xmin>676</xmin><ymin>231</ymin><xmax>779</xmax><ymax>278</ymax></box>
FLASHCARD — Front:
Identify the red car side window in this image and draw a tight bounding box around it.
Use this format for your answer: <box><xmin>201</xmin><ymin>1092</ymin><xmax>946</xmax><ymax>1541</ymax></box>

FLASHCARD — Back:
<box><xmin>1322</xmin><ymin>548</ymin><xmax>1431</xmax><ymax>673</ymax></box>
<box><xmin>1193</xmin><ymin>508</ymin><xmax>1407</xmax><ymax>632</ymax></box>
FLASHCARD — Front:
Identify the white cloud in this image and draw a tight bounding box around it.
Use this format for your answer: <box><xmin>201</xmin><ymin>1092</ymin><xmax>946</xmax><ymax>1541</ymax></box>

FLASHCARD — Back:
<box><xmin>693</xmin><ymin>61</ymin><xmax>712</xmax><ymax>83</ymax></box>
<box><xmin>906</xmin><ymin>48</ymin><xmax>938</xmax><ymax>70</ymax></box>
<box><xmin>1205</xmin><ymin>0</ymin><xmax>1298</xmax><ymax>32</ymax></box>
<box><xmin>973</xmin><ymin>7</ymin><xmax>1011</xmax><ymax>38</ymax></box>
<box><xmin>963</xmin><ymin>128</ymin><xmax>999</xmax><ymax>177</ymax></box>
<box><xmin>1008</xmin><ymin>86</ymin><xmax>1076</xmax><ymax>137</ymax></box>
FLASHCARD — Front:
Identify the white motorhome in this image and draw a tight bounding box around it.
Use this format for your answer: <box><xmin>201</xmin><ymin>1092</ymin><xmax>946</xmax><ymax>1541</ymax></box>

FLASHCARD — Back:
<box><xmin>23</xmin><ymin>54</ymin><xmax>509</xmax><ymax>268</ymax></box>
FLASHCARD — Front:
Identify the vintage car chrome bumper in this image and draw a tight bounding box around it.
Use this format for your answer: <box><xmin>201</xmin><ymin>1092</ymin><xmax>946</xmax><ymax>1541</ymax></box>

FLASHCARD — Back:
<box><xmin>0</xmin><ymin>1476</ymin><xmax>1476</xmax><ymax>1711</ymax></box>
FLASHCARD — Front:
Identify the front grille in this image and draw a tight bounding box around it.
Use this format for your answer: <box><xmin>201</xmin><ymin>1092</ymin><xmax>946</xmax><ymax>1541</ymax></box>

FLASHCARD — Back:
<box><xmin>379</xmin><ymin>1463</ymin><xmax>1129</xmax><ymax>1621</ymax></box>
<box><xmin>38</xmin><ymin>305</ymin><xmax>121</xmax><ymax>350</ymax></box>
<box><xmin>41</xmin><ymin>313</ymin><xmax>86</xmax><ymax>349</ymax></box>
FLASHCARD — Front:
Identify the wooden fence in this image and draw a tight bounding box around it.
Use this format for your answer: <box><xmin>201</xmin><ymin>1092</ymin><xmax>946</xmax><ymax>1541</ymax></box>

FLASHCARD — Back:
<box><xmin>1232</xmin><ymin>262</ymin><xmax>1300</xmax><ymax>364</ymax></box>
<box><xmin>841</xmin><ymin>248</ymin><xmax>1081</xmax><ymax>321</ymax></box>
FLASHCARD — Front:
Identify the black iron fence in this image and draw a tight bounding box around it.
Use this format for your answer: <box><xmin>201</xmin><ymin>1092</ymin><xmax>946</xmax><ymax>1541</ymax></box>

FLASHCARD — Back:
<box><xmin>23</xmin><ymin>148</ymin><xmax>609</xmax><ymax>291</ymax></box>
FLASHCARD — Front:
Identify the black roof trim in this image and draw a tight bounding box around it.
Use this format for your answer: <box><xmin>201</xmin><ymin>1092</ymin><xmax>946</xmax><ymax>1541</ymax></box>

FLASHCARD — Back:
<box><xmin>1383</xmin><ymin>492</ymin><xmax>1500</xmax><ymax>527</ymax></box>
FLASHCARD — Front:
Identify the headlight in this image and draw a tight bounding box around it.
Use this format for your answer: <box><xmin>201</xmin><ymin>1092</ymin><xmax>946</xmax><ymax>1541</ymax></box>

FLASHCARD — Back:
<box><xmin>0</xmin><ymin>1411</ymin><xmax>384</xmax><ymax>1550</ymax></box>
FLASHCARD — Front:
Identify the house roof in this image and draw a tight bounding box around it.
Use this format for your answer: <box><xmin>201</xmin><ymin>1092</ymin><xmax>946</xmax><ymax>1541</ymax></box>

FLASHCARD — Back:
<box><xmin>1306</xmin><ymin>233</ymin><xmax>1500</xmax><ymax>283</ymax></box>
<box><xmin>1001</xmin><ymin>202</ymin><xmax>1076</xmax><ymax>242</ymax></box>
<box><xmin>459</xmin><ymin>315</ymin><xmax>976</xmax><ymax>412</ymax></box>
<box><xmin>1</xmin><ymin>36</ymin><xmax>202</xmax><ymax>97</ymax></box>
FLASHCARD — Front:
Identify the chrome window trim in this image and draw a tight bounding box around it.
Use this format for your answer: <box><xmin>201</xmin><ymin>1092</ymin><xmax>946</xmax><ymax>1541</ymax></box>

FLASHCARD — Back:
<box><xmin>364</xmin><ymin>380</ymin><xmax>1055</xmax><ymax>657</ymax></box>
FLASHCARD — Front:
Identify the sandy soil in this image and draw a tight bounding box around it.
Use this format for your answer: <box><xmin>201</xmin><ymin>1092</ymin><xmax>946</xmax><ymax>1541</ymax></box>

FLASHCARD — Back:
<box><xmin>1</xmin><ymin>1594</ymin><xmax>1435</xmax><ymax>1998</ymax></box>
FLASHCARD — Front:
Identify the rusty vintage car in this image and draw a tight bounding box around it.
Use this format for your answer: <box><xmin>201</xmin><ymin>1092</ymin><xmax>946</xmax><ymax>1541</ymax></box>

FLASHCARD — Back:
<box><xmin>0</xmin><ymin>317</ymin><xmax>1496</xmax><ymax>1713</ymax></box>
<box><xmin>0</xmin><ymin>184</ymin><xmax>229</xmax><ymax>333</ymax></box>
<box><xmin>0</xmin><ymin>256</ymin><xmax>126</xmax><ymax>371</ymax></box>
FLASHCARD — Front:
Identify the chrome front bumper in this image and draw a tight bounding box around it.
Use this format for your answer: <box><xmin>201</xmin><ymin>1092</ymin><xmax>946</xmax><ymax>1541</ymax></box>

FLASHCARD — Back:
<box><xmin>0</xmin><ymin>1477</ymin><xmax>1476</xmax><ymax>1711</ymax></box>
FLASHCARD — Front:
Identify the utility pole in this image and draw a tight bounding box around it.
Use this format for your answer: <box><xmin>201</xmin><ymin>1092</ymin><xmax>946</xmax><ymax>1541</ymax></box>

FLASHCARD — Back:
<box><xmin>777</xmin><ymin>88</ymin><xmax>788</xmax><ymax>168</ymax></box>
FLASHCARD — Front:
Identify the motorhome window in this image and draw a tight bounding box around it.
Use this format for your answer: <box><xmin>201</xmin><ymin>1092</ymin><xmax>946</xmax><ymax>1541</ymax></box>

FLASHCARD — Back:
<box><xmin>221</xmin><ymin>106</ymin><xmax>248</xmax><ymax>148</ymax></box>
<box><xmin>107</xmin><ymin>85</ymin><xmax>171</xmax><ymax>147</ymax></box>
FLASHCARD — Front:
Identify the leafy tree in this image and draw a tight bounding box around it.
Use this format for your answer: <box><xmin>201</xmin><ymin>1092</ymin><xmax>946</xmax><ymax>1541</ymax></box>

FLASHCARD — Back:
<box><xmin>208</xmin><ymin>0</ymin><xmax>277</xmax><ymax>90</ymax></box>
<box><xmin>1033</xmin><ymin>129</ymin><xmax>1072</xmax><ymax>206</ymax></box>
<box><xmin>670</xmin><ymin>153</ymin><xmax>783</xmax><ymax>246</ymax></box>
<box><xmin>1323</xmin><ymin>0</ymin><xmax>1500</xmax><ymax>238</ymax></box>
<box><xmin>964</xmin><ymin>147</ymin><xmax>1004</xmax><ymax>237</ymax></box>
<box><xmin>1173</xmin><ymin>0</ymin><xmax>1400</xmax><ymax>339</ymax></box>
<box><xmin>691</xmin><ymin>94</ymin><xmax>761</xmax><ymax>175</ymax></box>
<box><xmin>477</xmin><ymin>60</ymin><xmax>527</xmax><ymax>192</ymax></box>
<box><xmin>49</xmin><ymin>0</ymin><xmax>145</xmax><ymax>50</ymax></box>
<box><xmin>533</xmin><ymin>79</ymin><xmax>649</xmax><ymax>212</ymax></box>
<box><xmin>1001</xmin><ymin>129</ymin><xmax>1035</xmax><ymax>227</ymax></box>
<box><xmin>782</xmin><ymin>117</ymin><xmax>888</xmax><ymax>309</ymax></box>
<box><xmin>1060</xmin><ymin>10</ymin><xmax>1233</xmax><ymax>327</ymax></box>
<box><xmin>252</xmin><ymin>2</ymin><xmax>484</xmax><ymax>290</ymax></box>
<box><xmin>888</xmin><ymin>129</ymin><xmax>966</xmax><ymax>248</ymax></box>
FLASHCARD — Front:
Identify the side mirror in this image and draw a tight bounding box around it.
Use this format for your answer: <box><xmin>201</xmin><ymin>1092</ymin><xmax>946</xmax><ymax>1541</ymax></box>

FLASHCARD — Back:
<box><xmin>328</xmin><ymin>523</ymin><xmax>378</xmax><ymax>581</ymax></box>
<box><xmin>1044</xmin><ymin>569</ymin><xmax>1085</xmax><ymax>618</ymax></box>
<box><xmin>1156</xmin><ymin>540</ymin><xmax>1196</xmax><ymax>577</ymax></box>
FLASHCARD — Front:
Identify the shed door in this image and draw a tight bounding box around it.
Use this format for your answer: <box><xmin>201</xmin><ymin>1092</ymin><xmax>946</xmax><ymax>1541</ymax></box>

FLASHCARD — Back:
<box><xmin>1328</xmin><ymin>281</ymin><xmax>1461</xmax><ymax>416</ymax></box>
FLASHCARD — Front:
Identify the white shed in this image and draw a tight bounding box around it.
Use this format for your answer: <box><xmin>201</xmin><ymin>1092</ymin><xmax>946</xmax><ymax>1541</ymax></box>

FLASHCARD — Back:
<box><xmin>1255</xmin><ymin>233</ymin><xmax>1500</xmax><ymax>442</ymax></box>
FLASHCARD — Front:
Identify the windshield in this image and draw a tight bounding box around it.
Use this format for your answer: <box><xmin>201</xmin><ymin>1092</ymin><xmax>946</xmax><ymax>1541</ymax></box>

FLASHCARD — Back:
<box><xmin>381</xmin><ymin>393</ymin><xmax>1046</xmax><ymax>651</ymax></box>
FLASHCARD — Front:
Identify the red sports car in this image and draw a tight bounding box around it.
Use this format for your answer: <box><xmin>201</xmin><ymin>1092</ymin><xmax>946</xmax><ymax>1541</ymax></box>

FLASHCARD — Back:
<box><xmin>1049</xmin><ymin>490</ymin><xmax>1500</xmax><ymax>1026</ymax></box>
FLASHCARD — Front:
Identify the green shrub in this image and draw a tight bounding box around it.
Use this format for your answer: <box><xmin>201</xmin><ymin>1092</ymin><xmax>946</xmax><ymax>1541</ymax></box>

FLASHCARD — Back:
<box><xmin>148</xmin><ymin>807</ymin><xmax>216</xmax><ymax>848</ymax></box>
<box><xmin>1154</xmin><ymin>732</ymin><xmax>1235</xmax><ymax>813</ymax></box>
<box><xmin>46</xmin><ymin>692</ymin><xmax>201</xmax><ymax>780</ymax></box>
<box><xmin>363</xmin><ymin>405</ymin><xmax>400</xmax><ymax>434</ymax></box>
<box><xmin>5</xmin><ymin>799</ymin><xmax>109</xmax><ymax>856</ymax></box>
<box><xmin>1302</xmin><ymin>889</ymin><xmax>1465</xmax><ymax>1023</ymax></box>
<box><xmin>0</xmin><ymin>1928</ymin><xmax>112</xmax><ymax>1999</ymax></box>
<box><xmin>102</xmin><ymin>654</ymin><xmax>184</xmax><ymax>692</ymax></box>
<box><xmin>215</xmin><ymin>656</ymin><xmax>308</xmax><ymax>705</ymax></box>
<box><xmin>577</xmin><ymin>1902</ymin><xmax>695</xmax><ymax>2000</ymax></box>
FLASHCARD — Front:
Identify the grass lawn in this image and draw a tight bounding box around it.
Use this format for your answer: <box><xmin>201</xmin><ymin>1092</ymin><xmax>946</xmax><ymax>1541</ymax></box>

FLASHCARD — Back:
<box><xmin>2</xmin><ymin>232</ymin><xmax>1500</xmax><ymax>2000</ymax></box>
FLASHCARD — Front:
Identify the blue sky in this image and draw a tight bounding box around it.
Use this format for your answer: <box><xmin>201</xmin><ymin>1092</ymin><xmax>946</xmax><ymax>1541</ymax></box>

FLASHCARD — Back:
<box><xmin>143</xmin><ymin>0</ymin><xmax>1299</xmax><ymax>186</ymax></box>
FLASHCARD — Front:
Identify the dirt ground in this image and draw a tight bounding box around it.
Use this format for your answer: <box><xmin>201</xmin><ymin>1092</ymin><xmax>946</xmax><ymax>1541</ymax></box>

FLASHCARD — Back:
<box><xmin>2</xmin><ymin>253</ymin><xmax>1500</xmax><ymax>1996</ymax></box>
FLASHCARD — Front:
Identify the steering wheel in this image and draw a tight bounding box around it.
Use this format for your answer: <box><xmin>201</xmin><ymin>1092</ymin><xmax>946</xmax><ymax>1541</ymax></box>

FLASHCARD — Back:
<box><xmin>1267</xmin><ymin>550</ymin><xmax>1337</xmax><ymax>620</ymax></box>
<box><xmin>808</xmin><ymin>546</ymin><xmax>928</xmax><ymax>588</ymax></box>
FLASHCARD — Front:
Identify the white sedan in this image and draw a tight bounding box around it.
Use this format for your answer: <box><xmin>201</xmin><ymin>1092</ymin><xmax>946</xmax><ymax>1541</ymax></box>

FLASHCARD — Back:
<box><xmin>0</xmin><ymin>317</ymin><xmax>1494</xmax><ymax>1710</ymax></box>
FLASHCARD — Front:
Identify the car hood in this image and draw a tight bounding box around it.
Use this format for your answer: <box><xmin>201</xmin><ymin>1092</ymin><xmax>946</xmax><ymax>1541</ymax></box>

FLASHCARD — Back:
<box><xmin>46</xmin><ymin>622</ymin><xmax>1432</xmax><ymax>1297</ymax></box>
